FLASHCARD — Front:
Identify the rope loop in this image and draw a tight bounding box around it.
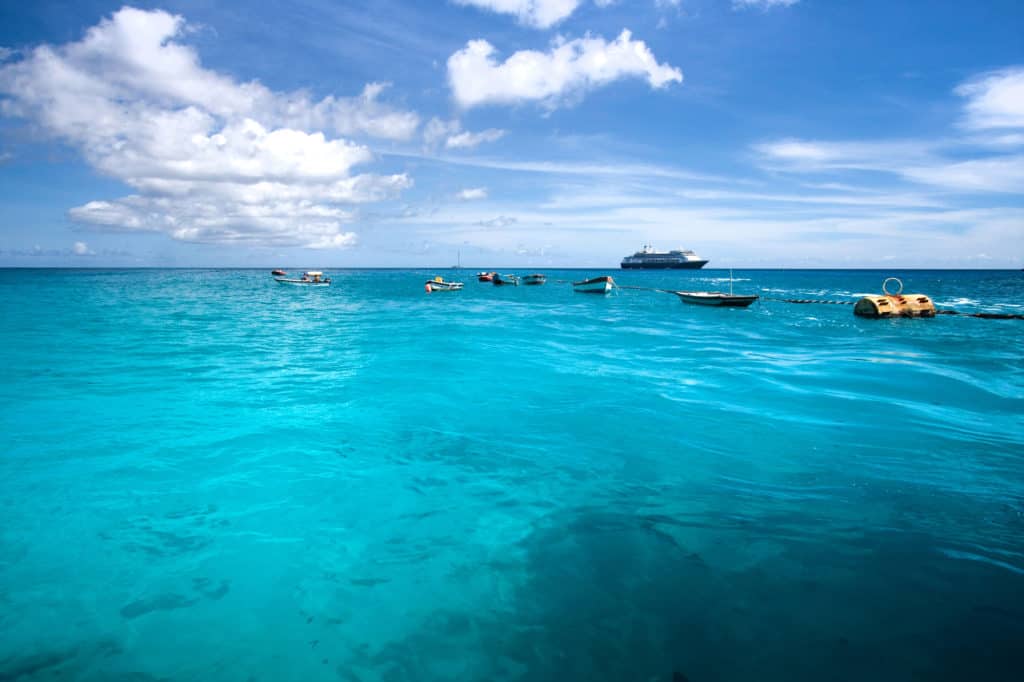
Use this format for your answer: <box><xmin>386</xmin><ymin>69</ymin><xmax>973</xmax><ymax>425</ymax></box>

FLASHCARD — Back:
<box><xmin>882</xmin><ymin>277</ymin><xmax>903</xmax><ymax>296</ymax></box>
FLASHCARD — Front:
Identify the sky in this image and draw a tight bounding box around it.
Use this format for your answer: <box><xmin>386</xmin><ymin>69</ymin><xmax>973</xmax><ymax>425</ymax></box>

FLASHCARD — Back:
<box><xmin>0</xmin><ymin>0</ymin><xmax>1021</xmax><ymax>268</ymax></box>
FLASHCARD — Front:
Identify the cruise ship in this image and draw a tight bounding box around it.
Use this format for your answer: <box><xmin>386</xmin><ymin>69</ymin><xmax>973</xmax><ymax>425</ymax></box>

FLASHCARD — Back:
<box><xmin>620</xmin><ymin>245</ymin><xmax>708</xmax><ymax>269</ymax></box>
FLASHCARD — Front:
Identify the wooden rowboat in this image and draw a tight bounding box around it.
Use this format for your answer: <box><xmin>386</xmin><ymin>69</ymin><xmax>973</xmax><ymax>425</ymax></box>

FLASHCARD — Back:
<box><xmin>673</xmin><ymin>270</ymin><xmax>756</xmax><ymax>307</ymax></box>
<box><xmin>674</xmin><ymin>291</ymin><xmax>758</xmax><ymax>307</ymax></box>
<box><xmin>493</xmin><ymin>274</ymin><xmax>520</xmax><ymax>286</ymax></box>
<box><xmin>573</xmin><ymin>276</ymin><xmax>614</xmax><ymax>294</ymax></box>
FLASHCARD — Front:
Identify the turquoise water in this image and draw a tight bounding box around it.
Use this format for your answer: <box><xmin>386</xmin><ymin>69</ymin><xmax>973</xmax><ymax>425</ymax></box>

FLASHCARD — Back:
<box><xmin>1</xmin><ymin>268</ymin><xmax>1022</xmax><ymax>681</ymax></box>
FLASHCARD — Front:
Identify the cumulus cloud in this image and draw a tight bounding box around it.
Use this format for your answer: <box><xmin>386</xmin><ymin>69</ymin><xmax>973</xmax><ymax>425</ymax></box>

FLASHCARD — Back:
<box><xmin>423</xmin><ymin>117</ymin><xmax>506</xmax><ymax>150</ymax></box>
<box><xmin>457</xmin><ymin>187</ymin><xmax>488</xmax><ymax>200</ymax></box>
<box><xmin>72</xmin><ymin>241</ymin><xmax>94</xmax><ymax>255</ymax></box>
<box><xmin>0</xmin><ymin>7</ymin><xmax>417</xmax><ymax>248</ymax></box>
<box><xmin>453</xmin><ymin>1</ymin><xmax>582</xmax><ymax>29</ymax></box>
<box><xmin>447</xmin><ymin>30</ymin><xmax>682</xmax><ymax>109</ymax></box>
<box><xmin>956</xmin><ymin>66</ymin><xmax>1024</xmax><ymax>130</ymax></box>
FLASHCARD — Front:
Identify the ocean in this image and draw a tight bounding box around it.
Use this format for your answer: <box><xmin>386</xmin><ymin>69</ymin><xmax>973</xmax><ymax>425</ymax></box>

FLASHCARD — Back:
<box><xmin>1</xmin><ymin>268</ymin><xmax>1022</xmax><ymax>681</ymax></box>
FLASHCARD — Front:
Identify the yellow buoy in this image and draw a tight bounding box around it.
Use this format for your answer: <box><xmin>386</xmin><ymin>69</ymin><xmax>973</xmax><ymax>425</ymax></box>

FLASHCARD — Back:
<box><xmin>854</xmin><ymin>278</ymin><xmax>935</xmax><ymax>318</ymax></box>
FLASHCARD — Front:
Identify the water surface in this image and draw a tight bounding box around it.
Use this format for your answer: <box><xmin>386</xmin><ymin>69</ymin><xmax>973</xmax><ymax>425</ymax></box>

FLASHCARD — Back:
<box><xmin>1</xmin><ymin>268</ymin><xmax>1022</xmax><ymax>681</ymax></box>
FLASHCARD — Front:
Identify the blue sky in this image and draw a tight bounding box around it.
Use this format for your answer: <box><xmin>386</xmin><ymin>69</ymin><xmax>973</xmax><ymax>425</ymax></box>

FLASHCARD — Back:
<box><xmin>0</xmin><ymin>0</ymin><xmax>1021</xmax><ymax>267</ymax></box>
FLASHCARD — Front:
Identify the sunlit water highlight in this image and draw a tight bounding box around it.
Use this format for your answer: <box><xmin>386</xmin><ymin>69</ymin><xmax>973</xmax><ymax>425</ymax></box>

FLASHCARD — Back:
<box><xmin>1</xmin><ymin>268</ymin><xmax>1022</xmax><ymax>681</ymax></box>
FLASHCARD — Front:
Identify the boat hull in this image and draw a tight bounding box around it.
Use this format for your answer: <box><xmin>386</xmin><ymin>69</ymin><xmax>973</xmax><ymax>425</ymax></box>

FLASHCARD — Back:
<box><xmin>275</xmin><ymin>278</ymin><xmax>330</xmax><ymax>287</ymax></box>
<box><xmin>573</xmin><ymin>276</ymin><xmax>614</xmax><ymax>294</ymax></box>
<box><xmin>493</xmin><ymin>275</ymin><xmax>520</xmax><ymax>286</ymax></box>
<box><xmin>675</xmin><ymin>292</ymin><xmax>757</xmax><ymax>307</ymax></box>
<box><xmin>620</xmin><ymin>260</ymin><xmax>708</xmax><ymax>269</ymax></box>
<box><xmin>523</xmin><ymin>274</ymin><xmax>546</xmax><ymax>285</ymax></box>
<box><xmin>426</xmin><ymin>281</ymin><xmax>464</xmax><ymax>291</ymax></box>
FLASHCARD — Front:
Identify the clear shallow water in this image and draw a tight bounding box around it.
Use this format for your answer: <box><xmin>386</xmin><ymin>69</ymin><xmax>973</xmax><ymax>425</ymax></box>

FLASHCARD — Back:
<box><xmin>1</xmin><ymin>268</ymin><xmax>1022</xmax><ymax>682</ymax></box>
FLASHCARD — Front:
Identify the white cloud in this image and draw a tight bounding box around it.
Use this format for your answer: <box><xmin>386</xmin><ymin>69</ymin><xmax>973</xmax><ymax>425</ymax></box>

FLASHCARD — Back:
<box><xmin>72</xmin><ymin>241</ymin><xmax>94</xmax><ymax>255</ymax></box>
<box><xmin>446</xmin><ymin>128</ymin><xmax>506</xmax><ymax>149</ymax></box>
<box><xmin>956</xmin><ymin>66</ymin><xmax>1024</xmax><ymax>130</ymax></box>
<box><xmin>0</xmin><ymin>7</ymin><xmax>417</xmax><ymax>249</ymax></box>
<box><xmin>423</xmin><ymin>117</ymin><xmax>506</xmax><ymax>150</ymax></box>
<box><xmin>754</xmin><ymin>138</ymin><xmax>932</xmax><ymax>170</ymax></box>
<box><xmin>424</xmin><ymin>117</ymin><xmax>462</xmax><ymax>148</ymax></box>
<box><xmin>453</xmin><ymin>1</ymin><xmax>582</xmax><ymax>29</ymax></box>
<box><xmin>447</xmin><ymin>30</ymin><xmax>682</xmax><ymax>109</ymax></box>
<box><xmin>901</xmin><ymin>155</ymin><xmax>1024</xmax><ymax>193</ymax></box>
<box><xmin>754</xmin><ymin>65</ymin><xmax>1024</xmax><ymax>195</ymax></box>
<box><xmin>755</xmin><ymin>137</ymin><xmax>1024</xmax><ymax>193</ymax></box>
<box><xmin>476</xmin><ymin>215</ymin><xmax>517</xmax><ymax>227</ymax></box>
<box><xmin>758</xmin><ymin>134</ymin><xmax>1024</xmax><ymax>196</ymax></box>
<box><xmin>0</xmin><ymin>47</ymin><xmax>14</xmax><ymax>61</ymax></box>
<box><xmin>733</xmin><ymin>0</ymin><xmax>799</xmax><ymax>10</ymax></box>
<box><xmin>457</xmin><ymin>187</ymin><xmax>489</xmax><ymax>200</ymax></box>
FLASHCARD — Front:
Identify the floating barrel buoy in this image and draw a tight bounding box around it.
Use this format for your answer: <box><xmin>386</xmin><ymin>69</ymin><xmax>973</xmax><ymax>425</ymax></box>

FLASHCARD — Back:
<box><xmin>854</xmin><ymin>278</ymin><xmax>935</xmax><ymax>318</ymax></box>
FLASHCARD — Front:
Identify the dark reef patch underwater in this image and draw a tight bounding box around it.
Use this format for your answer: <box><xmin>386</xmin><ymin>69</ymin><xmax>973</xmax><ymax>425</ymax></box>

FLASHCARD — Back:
<box><xmin>0</xmin><ymin>268</ymin><xmax>1022</xmax><ymax>680</ymax></box>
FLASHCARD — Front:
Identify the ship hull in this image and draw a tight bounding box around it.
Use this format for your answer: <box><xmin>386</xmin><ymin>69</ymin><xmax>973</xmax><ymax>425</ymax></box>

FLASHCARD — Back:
<box><xmin>620</xmin><ymin>260</ymin><xmax>708</xmax><ymax>269</ymax></box>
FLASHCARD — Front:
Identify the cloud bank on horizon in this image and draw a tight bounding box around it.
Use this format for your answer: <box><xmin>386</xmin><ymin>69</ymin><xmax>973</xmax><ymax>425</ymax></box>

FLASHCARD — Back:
<box><xmin>0</xmin><ymin>0</ymin><xmax>1021</xmax><ymax>267</ymax></box>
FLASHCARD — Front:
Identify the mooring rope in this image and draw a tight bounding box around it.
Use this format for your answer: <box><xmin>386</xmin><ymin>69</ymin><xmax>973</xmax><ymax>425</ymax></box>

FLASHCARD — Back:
<box><xmin>934</xmin><ymin>310</ymin><xmax>1024</xmax><ymax>320</ymax></box>
<box><xmin>613</xmin><ymin>288</ymin><xmax>1022</xmax><ymax>319</ymax></box>
<box><xmin>763</xmin><ymin>297</ymin><xmax>854</xmax><ymax>305</ymax></box>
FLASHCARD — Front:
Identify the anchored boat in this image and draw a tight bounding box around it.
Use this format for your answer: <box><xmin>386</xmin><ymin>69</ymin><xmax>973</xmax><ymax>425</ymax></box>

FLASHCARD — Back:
<box><xmin>425</xmin><ymin>276</ymin><xmax>464</xmax><ymax>292</ymax></box>
<box><xmin>275</xmin><ymin>271</ymin><xmax>331</xmax><ymax>287</ymax></box>
<box><xmin>674</xmin><ymin>270</ymin><xmax>757</xmax><ymax>307</ymax></box>
<box><xmin>523</xmin><ymin>273</ymin><xmax>546</xmax><ymax>286</ymax></box>
<box><xmin>573</xmin><ymin>275</ymin><xmax>615</xmax><ymax>294</ymax></box>
<box><xmin>675</xmin><ymin>291</ymin><xmax>758</xmax><ymax>307</ymax></box>
<box><xmin>477</xmin><ymin>271</ymin><xmax>496</xmax><ymax>282</ymax></box>
<box><xmin>493</xmin><ymin>274</ymin><xmax>520</xmax><ymax>286</ymax></box>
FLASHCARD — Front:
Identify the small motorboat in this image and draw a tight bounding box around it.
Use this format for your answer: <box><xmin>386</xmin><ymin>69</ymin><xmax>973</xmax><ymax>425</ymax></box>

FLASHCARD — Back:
<box><xmin>477</xmin><ymin>271</ymin><xmax>496</xmax><ymax>282</ymax></box>
<box><xmin>573</xmin><ymin>275</ymin><xmax>614</xmax><ymax>294</ymax></box>
<box><xmin>271</xmin><ymin>269</ymin><xmax>287</xmax><ymax>276</ymax></box>
<box><xmin>674</xmin><ymin>270</ymin><xmax>757</xmax><ymax>307</ymax></box>
<box><xmin>674</xmin><ymin>291</ymin><xmax>758</xmax><ymax>307</ymax></box>
<box><xmin>425</xmin><ymin>276</ymin><xmax>464</xmax><ymax>292</ymax></box>
<box><xmin>493</xmin><ymin>274</ymin><xmax>520</xmax><ymax>286</ymax></box>
<box><xmin>275</xmin><ymin>271</ymin><xmax>331</xmax><ymax>287</ymax></box>
<box><xmin>523</xmin><ymin>273</ymin><xmax>546</xmax><ymax>286</ymax></box>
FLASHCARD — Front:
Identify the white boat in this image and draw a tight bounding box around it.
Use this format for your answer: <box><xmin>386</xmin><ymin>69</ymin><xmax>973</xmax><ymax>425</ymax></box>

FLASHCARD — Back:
<box><xmin>573</xmin><ymin>275</ymin><xmax>614</xmax><ymax>294</ymax></box>
<box><xmin>275</xmin><ymin>271</ymin><xmax>331</xmax><ymax>287</ymax></box>
<box><xmin>425</xmin><ymin>276</ymin><xmax>464</xmax><ymax>292</ymax></box>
